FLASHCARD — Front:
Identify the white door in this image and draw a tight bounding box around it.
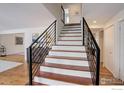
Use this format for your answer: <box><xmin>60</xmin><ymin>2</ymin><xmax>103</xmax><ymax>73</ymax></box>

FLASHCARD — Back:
<box><xmin>104</xmin><ymin>25</ymin><xmax>114</xmax><ymax>74</ymax></box>
<box><xmin>119</xmin><ymin>21</ymin><xmax>124</xmax><ymax>81</ymax></box>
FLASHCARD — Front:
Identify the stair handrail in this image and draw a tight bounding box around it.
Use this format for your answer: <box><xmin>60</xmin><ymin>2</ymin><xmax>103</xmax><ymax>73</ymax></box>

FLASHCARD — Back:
<box><xmin>61</xmin><ymin>5</ymin><xmax>65</xmax><ymax>24</ymax></box>
<box><xmin>27</xmin><ymin>20</ymin><xmax>57</xmax><ymax>85</ymax></box>
<box><xmin>83</xmin><ymin>17</ymin><xmax>100</xmax><ymax>85</ymax></box>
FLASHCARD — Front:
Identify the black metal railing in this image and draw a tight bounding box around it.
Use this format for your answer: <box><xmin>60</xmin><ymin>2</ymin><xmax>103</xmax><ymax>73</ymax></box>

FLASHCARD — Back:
<box><xmin>83</xmin><ymin>18</ymin><xmax>100</xmax><ymax>85</ymax></box>
<box><xmin>61</xmin><ymin>5</ymin><xmax>65</xmax><ymax>24</ymax></box>
<box><xmin>27</xmin><ymin>20</ymin><xmax>57</xmax><ymax>85</ymax></box>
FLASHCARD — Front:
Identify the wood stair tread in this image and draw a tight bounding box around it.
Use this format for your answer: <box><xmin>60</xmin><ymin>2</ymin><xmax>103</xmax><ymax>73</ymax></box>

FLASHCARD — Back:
<box><xmin>37</xmin><ymin>71</ymin><xmax>92</xmax><ymax>85</ymax></box>
<box><xmin>32</xmin><ymin>81</ymin><xmax>47</xmax><ymax>85</ymax></box>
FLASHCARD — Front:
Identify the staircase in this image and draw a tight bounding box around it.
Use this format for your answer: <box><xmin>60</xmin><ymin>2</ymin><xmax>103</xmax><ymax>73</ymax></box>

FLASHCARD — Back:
<box><xmin>27</xmin><ymin>18</ymin><xmax>100</xmax><ymax>85</ymax></box>
<box><xmin>32</xmin><ymin>24</ymin><xmax>93</xmax><ymax>85</ymax></box>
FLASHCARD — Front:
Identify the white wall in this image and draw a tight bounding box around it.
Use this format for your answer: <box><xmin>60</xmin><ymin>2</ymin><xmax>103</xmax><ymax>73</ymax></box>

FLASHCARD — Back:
<box><xmin>0</xmin><ymin>4</ymin><xmax>60</xmax><ymax>61</ymax></box>
<box><xmin>0</xmin><ymin>26</ymin><xmax>52</xmax><ymax>61</ymax></box>
<box><xmin>43</xmin><ymin>4</ymin><xmax>63</xmax><ymax>42</ymax></box>
<box><xmin>104</xmin><ymin>9</ymin><xmax>124</xmax><ymax>81</ymax></box>
<box><xmin>0</xmin><ymin>33</ymin><xmax>24</xmax><ymax>55</ymax></box>
<box><xmin>104</xmin><ymin>26</ymin><xmax>114</xmax><ymax>75</ymax></box>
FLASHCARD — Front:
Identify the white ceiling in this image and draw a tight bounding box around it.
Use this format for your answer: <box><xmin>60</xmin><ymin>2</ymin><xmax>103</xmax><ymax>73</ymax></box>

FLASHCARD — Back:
<box><xmin>1</xmin><ymin>3</ymin><xmax>124</xmax><ymax>31</ymax></box>
<box><xmin>0</xmin><ymin>4</ymin><xmax>55</xmax><ymax>31</ymax></box>
<box><xmin>83</xmin><ymin>3</ymin><xmax>124</xmax><ymax>28</ymax></box>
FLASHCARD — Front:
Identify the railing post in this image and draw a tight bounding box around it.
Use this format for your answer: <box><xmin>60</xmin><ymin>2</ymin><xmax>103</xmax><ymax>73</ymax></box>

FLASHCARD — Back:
<box><xmin>83</xmin><ymin>18</ymin><xmax>85</xmax><ymax>46</ymax></box>
<box><xmin>96</xmin><ymin>49</ymin><xmax>100</xmax><ymax>85</ymax></box>
<box><xmin>46</xmin><ymin>31</ymin><xmax>48</xmax><ymax>47</ymax></box>
<box><xmin>27</xmin><ymin>47</ymin><xmax>32</xmax><ymax>85</ymax></box>
<box><xmin>55</xmin><ymin>21</ymin><xmax>56</xmax><ymax>45</ymax></box>
<box><xmin>81</xmin><ymin>18</ymin><xmax>83</xmax><ymax>46</ymax></box>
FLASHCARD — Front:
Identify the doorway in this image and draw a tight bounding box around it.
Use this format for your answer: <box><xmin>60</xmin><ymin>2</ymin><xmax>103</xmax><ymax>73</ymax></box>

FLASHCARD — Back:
<box><xmin>63</xmin><ymin>4</ymin><xmax>81</xmax><ymax>24</ymax></box>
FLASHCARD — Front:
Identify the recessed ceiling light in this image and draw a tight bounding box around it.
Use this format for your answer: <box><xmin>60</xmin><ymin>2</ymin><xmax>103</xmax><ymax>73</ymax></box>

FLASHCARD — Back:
<box><xmin>93</xmin><ymin>20</ymin><xmax>96</xmax><ymax>23</ymax></box>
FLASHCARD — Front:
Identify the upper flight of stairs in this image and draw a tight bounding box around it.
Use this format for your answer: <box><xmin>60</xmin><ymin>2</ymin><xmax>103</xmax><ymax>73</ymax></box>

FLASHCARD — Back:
<box><xmin>58</xmin><ymin>25</ymin><xmax>82</xmax><ymax>46</ymax></box>
<box><xmin>33</xmin><ymin>24</ymin><xmax>92</xmax><ymax>85</ymax></box>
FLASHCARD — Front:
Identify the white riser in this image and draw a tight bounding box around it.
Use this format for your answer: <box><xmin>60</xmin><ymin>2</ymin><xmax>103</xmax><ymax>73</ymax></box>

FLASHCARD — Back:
<box><xmin>59</xmin><ymin>37</ymin><xmax>82</xmax><ymax>40</ymax></box>
<box><xmin>63</xmin><ymin>27</ymin><xmax>81</xmax><ymax>29</ymax></box>
<box><xmin>62</xmin><ymin>30</ymin><xmax>81</xmax><ymax>32</ymax></box>
<box><xmin>34</xmin><ymin>77</ymin><xmax>77</xmax><ymax>85</ymax></box>
<box><xmin>57</xmin><ymin>41</ymin><xmax>82</xmax><ymax>45</ymax></box>
<box><xmin>61</xmin><ymin>31</ymin><xmax>81</xmax><ymax>34</ymax></box>
<box><xmin>62</xmin><ymin>28</ymin><xmax>81</xmax><ymax>31</ymax></box>
<box><xmin>60</xmin><ymin>33</ymin><xmax>81</xmax><ymax>36</ymax></box>
<box><xmin>45</xmin><ymin>58</ymin><xmax>89</xmax><ymax>67</ymax></box>
<box><xmin>63</xmin><ymin>26</ymin><xmax>81</xmax><ymax>28</ymax></box>
<box><xmin>48</xmin><ymin>51</ymin><xmax>87</xmax><ymax>58</ymax></box>
<box><xmin>61</xmin><ymin>30</ymin><xmax>81</xmax><ymax>32</ymax></box>
<box><xmin>40</xmin><ymin>66</ymin><xmax>91</xmax><ymax>78</ymax></box>
<box><xmin>52</xmin><ymin>46</ymin><xmax>85</xmax><ymax>51</ymax></box>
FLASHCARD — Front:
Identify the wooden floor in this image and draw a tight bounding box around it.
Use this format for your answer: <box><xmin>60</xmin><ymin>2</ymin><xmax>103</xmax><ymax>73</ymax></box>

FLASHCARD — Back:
<box><xmin>0</xmin><ymin>55</ymin><xmax>123</xmax><ymax>85</ymax></box>
<box><xmin>100</xmin><ymin>65</ymin><xmax>123</xmax><ymax>85</ymax></box>
<box><xmin>0</xmin><ymin>55</ymin><xmax>28</xmax><ymax>85</ymax></box>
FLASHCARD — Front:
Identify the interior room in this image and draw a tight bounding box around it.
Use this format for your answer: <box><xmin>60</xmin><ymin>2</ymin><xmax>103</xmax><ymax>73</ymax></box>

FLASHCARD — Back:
<box><xmin>0</xmin><ymin>33</ymin><xmax>28</xmax><ymax>85</ymax></box>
